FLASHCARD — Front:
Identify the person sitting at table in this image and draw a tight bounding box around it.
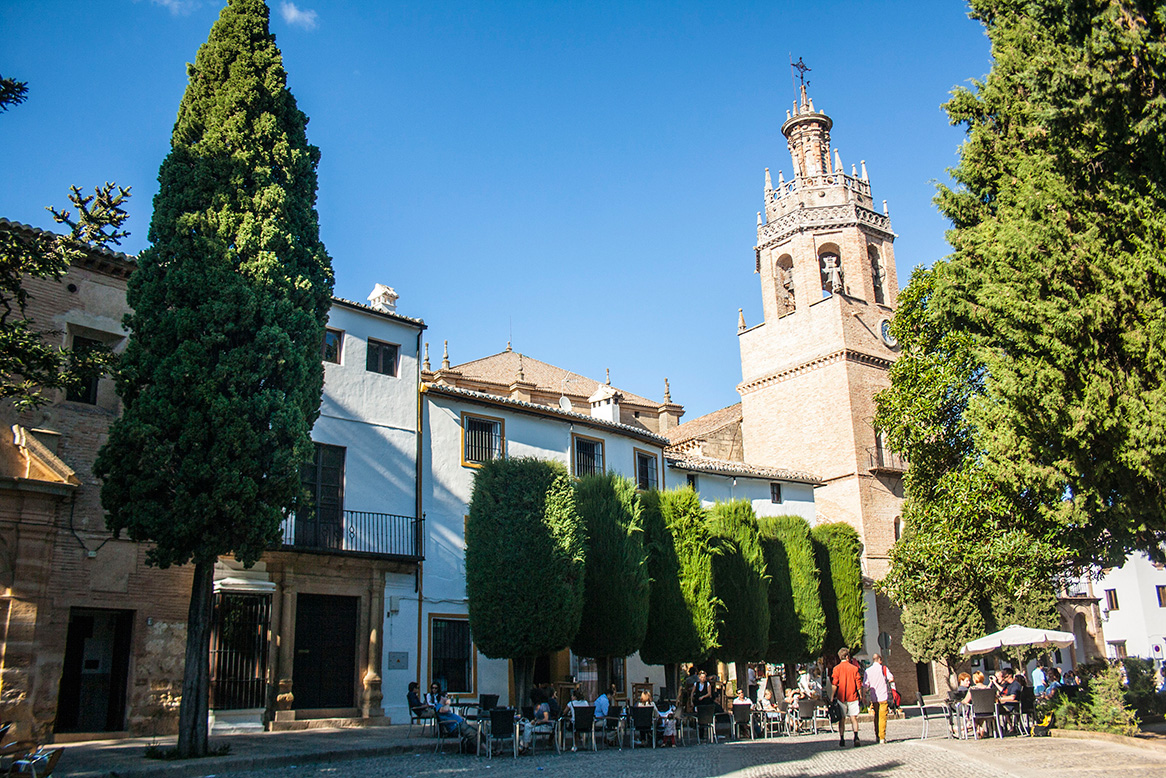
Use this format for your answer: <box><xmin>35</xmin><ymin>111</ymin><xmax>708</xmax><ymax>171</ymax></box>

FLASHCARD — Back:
<box><xmin>732</xmin><ymin>688</ymin><xmax>760</xmax><ymax>737</ymax></box>
<box><xmin>594</xmin><ymin>686</ymin><xmax>620</xmax><ymax>746</ymax></box>
<box><xmin>408</xmin><ymin>681</ymin><xmax>428</xmax><ymax>713</ymax></box>
<box><xmin>954</xmin><ymin>672</ymin><xmax>972</xmax><ymax>695</ymax></box>
<box><xmin>425</xmin><ymin>682</ymin><xmax>442</xmax><ymax>708</ymax></box>
<box><xmin>798</xmin><ymin>666</ymin><xmax>824</xmax><ymax>701</ymax></box>
<box><xmin>519</xmin><ymin>688</ymin><xmax>554</xmax><ymax>754</ymax></box>
<box><xmin>434</xmin><ymin>686</ymin><xmax>472</xmax><ymax>738</ymax></box>
<box><xmin>1042</xmin><ymin>667</ymin><xmax>1063</xmax><ymax>700</ymax></box>
<box><xmin>963</xmin><ymin>671</ymin><xmax>992</xmax><ymax>739</ymax></box>
<box><xmin>565</xmin><ymin>688</ymin><xmax>589</xmax><ymax>752</ymax></box>
<box><xmin>997</xmin><ymin>668</ymin><xmax>1023</xmax><ymax>733</ymax></box>
<box><xmin>757</xmin><ymin>687</ymin><xmax>786</xmax><ymax>734</ymax></box>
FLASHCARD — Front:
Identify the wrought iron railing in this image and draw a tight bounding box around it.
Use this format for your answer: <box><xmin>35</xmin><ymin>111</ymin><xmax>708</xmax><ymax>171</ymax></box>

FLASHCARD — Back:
<box><xmin>279</xmin><ymin>510</ymin><xmax>423</xmax><ymax>560</ymax></box>
<box><xmin>867</xmin><ymin>446</ymin><xmax>907</xmax><ymax>473</ymax></box>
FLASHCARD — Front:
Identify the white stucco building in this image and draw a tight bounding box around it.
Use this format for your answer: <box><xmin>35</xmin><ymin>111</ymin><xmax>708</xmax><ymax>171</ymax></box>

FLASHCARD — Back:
<box><xmin>1094</xmin><ymin>550</ymin><xmax>1166</xmax><ymax>663</ymax></box>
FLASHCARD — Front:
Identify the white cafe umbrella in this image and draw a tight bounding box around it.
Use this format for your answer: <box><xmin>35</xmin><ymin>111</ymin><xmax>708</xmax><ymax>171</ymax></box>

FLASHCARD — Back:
<box><xmin>961</xmin><ymin>624</ymin><xmax>1075</xmax><ymax>657</ymax></box>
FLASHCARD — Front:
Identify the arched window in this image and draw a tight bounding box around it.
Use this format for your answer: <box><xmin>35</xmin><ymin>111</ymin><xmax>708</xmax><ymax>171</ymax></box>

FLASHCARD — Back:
<box><xmin>869</xmin><ymin>246</ymin><xmax>886</xmax><ymax>304</ymax></box>
<box><xmin>819</xmin><ymin>246</ymin><xmax>842</xmax><ymax>298</ymax></box>
<box><xmin>775</xmin><ymin>254</ymin><xmax>795</xmax><ymax>314</ymax></box>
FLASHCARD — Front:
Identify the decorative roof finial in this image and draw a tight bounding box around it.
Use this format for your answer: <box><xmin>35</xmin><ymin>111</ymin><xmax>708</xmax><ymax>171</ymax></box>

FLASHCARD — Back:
<box><xmin>778</xmin><ymin>170</ymin><xmax>785</xmax><ymax>187</ymax></box>
<box><xmin>834</xmin><ymin>149</ymin><xmax>843</xmax><ymax>174</ymax></box>
<box><xmin>423</xmin><ymin>342</ymin><xmax>431</xmax><ymax>372</ymax></box>
<box><xmin>505</xmin><ymin>340</ymin><xmax>512</xmax><ymax>352</ymax></box>
<box><xmin>757</xmin><ymin>211</ymin><xmax>763</xmax><ymax>226</ymax></box>
<box><xmin>883</xmin><ymin>199</ymin><xmax>889</xmax><ymax>217</ymax></box>
<box><xmin>441</xmin><ymin>340</ymin><xmax>450</xmax><ymax>370</ymax></box>
<box><xmin>663</xmin><ymin>378</ymin><xmax>672</xmax><ymax>404</ymax></box>
<box><xmin>861</xmin><ymin>160</ymin><xmax>869</xmax><ymax>181</ymax></box>
<box><xmin>738</xmin><ymin>308</ymin><xmax>747</xmax><ymax>331</ymax></box>
<box><xmin>605</xmin><ymin>368</ymin><xmax>611</xmax><ymax>385</ymax></box>
<box><xmin>764</xmin><ymin>168</ymin><xmax>772</xmax><ymax>191</ymax></box>
<box><xmin>517</xmin><ymin>353</ymin><xmax>525</xmax><ymax>381</ymax></box>
<box><xmin>851</xmin><ymin>163</ymin><xmax>857</xmax><ymax>177</ymax></box>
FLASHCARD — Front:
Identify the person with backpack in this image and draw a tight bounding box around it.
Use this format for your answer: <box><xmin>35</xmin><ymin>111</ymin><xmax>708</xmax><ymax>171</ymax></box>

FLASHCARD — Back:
<box><xmin>830</xmin><ymin>647</ymin><xmax>863</xmax><ymax>747</ymax></box>
<box><xmin>863</xmin><ymin>653</ymin><xmax>894</xmax><ymax>744</ymax></box>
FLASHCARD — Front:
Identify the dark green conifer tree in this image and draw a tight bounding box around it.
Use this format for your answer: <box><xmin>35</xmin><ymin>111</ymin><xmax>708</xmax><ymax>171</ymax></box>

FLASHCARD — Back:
<box><xmin>930</xmin><ymin>0</ymin><xmax>1166</xmax><ymax>563</ymax></box>
<box><xmin>93</xmin><ymin>0</ymin><xmax>333</xmax><ymax>756</ymax></box>
<box><xmin>707</xmin><ymin>501</ymin><xmax>769</xmax><ymax>665</ymax></box>
<box><xmin>811</xmin><ymin>523</ymin><xmax>864</xmax><ymax>654</ymax></box>
<box><xmin>571</xmin><ymin>474</ymin><xmax>650</xmax><ymax>690</ymax></box>
<box><xmin>639</xmin><ymin>488</ymin><xmax>719</xmax><ymax>689</ymax></box>
<box><xmin>757</xmin><ymin>515</ymin><xmax>825</xmax><ymax>665</ymax></box>
<box><xmin>465</xmin><ymin>457</ymin><xmax>586</xmax><ymax>710</ymax></box>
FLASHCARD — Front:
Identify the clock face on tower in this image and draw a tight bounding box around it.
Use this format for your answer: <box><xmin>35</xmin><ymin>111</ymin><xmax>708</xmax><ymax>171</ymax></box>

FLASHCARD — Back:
<box><xmin>880</xmin><ymin>319</ymin><xmax>898</xmax><ymax>349</ymax></box>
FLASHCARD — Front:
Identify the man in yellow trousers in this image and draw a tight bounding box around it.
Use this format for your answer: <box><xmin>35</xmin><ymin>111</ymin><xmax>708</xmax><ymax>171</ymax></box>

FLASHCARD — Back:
<box><xmin>863</xmin><ymin>654</ymin><xmax>894</xmax><ymax>744</ymax></box>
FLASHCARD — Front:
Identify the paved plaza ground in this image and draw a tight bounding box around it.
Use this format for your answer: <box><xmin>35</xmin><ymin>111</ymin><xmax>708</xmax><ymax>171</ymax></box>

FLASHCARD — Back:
<box><xmin>53</xmin><ymin>715</ymin><xmax>1166</xmax><ymax>778</ymax></box>
<box><xmin>222</xmin><ymin>724</ymin><xmax>1166</xmax><ymax>778</ymax></box>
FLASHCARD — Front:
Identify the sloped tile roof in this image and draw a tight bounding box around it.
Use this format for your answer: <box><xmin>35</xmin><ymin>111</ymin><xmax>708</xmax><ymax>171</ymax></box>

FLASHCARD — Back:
<box><xmin>423</xmin><ymin>383</ymin><xmax>670</xmax><ymax>446</ymax></box>
<box><xmin>664</xmin><ymin>454</ymin><xmax>822</xmax><ymax>485</ymax></box>
<box><xmin>665</xmin><ymin>402</ymin><xmax>742</xmax><ymax>446</ymax></box>
<box><xmin>448</xmin><ymin>350</ymin><xmax>660</xmax><ymax>407</ymax></box>
<box><xmin>331</xmin><ymin>297</ymin><xmax>426</xmax><ymax>328</ymax></box>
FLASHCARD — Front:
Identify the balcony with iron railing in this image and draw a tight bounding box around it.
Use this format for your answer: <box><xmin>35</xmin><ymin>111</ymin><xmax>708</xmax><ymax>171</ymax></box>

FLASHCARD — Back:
<box><xmin>278</xmin><ymin>509</ymin><xmax>423</xmax><ymax>561</ymax></box>
<box><xmin>867</xmin><ymin>446</ymin><xmax>907</xmax><ymax>474</ymax></box>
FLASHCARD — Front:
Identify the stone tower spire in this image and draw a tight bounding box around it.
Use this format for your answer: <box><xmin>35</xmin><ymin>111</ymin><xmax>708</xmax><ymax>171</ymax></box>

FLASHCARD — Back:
<box><xmin>738</xmin><ymin>84</ymin><xmax>909</xmax><ymax>696</ymax></box>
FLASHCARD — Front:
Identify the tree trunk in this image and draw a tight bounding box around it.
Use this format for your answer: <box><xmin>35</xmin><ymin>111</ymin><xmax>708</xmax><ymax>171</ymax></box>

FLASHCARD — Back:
<box><xmin>177</xmin><ymin>559</ymin><xmax>214</xmax><ymax>758</ymax></box>
<box><xmin>664</xmin><ymin>663</ymin><xmax>678</xmax><ymax>697</ymax></box>
<box><xmin>513</xmin><ymin>657</ymin><xmax>536</xmax><ymax>713</ymax></box>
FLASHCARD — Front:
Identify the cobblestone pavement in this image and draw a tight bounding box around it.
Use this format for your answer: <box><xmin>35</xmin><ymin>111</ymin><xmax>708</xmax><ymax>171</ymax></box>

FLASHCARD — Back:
<box><xmin>219</xmin><ymin>718</ymin><xmax>1166</xmax><ymax>778</ymax></box>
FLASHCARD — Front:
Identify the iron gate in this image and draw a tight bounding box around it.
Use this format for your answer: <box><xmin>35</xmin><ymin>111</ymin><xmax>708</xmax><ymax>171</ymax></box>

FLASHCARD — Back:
<box><xmin>209</xmin><ymin>592</ymin><xmax>271</xmax><ymax>710</ymax></box>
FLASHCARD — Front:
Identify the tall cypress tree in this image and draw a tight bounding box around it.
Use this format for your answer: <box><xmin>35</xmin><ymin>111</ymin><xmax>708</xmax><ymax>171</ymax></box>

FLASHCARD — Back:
<box><xmin>93</xmin><ymin>0</ymin><xmax>333</xmax><ymax>756</ymax></box>
<box><xmin>708</xmin><ymin>501</ymin><xmax>770</xmax><ymax>665</ymax></box>
<box><xmin>571</xmin><ymin>474</ymin><xmax>650</xmax><ymax>690</ymax></box>
<box><xmin>757</xmin><ymin>515</ymin><xmax>825</xmax><ymax>665</ymax></box>
<box><xmin>812</xmin><ymin>522</ymin><xmax>865</xmax><ymax>654</ymax></box>
<box><xmin>465</xmin><ymin>457</ymin><xmax>586</xmax><ymax>711</ymax></box>
<box><xmin>640</xmin><ymin>488</ymin><xmax>720</xmax><ymax>680</ymax></box>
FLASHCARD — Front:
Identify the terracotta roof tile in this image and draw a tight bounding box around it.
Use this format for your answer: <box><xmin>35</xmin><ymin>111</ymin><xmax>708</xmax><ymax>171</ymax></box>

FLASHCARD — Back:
<box><xmin>423</xmin><ymin>382</ymin><xmax>670</xmax><ymax>446</ymax></box>
<box><xmin>449</xmin><ymin>351</ymin><xmax>660</xmax><ymax>407</ymax></box>
<box><xmin>665</xmin><ymin>402</ymin><xmax>742</xmax><ymax>446</ymax></box>
<box><xmin>664</xmin><ymin>454</ymin><xmax>821</xmax><ymax>485</ymax></box>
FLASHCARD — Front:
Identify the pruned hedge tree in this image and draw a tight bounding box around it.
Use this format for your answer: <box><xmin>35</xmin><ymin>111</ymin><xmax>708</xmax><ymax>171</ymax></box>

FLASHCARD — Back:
<box><xmin>640</xmin><ymin>487</ymin><xmax>720</xmax><ymax>690</ymax></box>
<box><xmin>708</xmin><ymin>500</ymin><xmax>769</xmax><ymax>665</ymax></box>
<box><xmin>758</xmin><ymin>515</ymin><xmax>825</xmax><ymax>665</ymax></box>
<box><xmin>571</xmin><ymin>473</ymin><xmax>650</xmax><ymax>690</ymax></box>
<box><xmin>465</xmin><ymin>457</ymin><xmax>586</xmax><ymax>709</ymax></box>
<box><xmin>812</xmin><ymin>522</ymin><xmax>865</xmax><ymax>654</ymax></box>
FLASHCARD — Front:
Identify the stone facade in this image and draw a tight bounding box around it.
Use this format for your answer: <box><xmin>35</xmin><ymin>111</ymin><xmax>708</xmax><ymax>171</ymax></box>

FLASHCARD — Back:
<box><xmin>0</xmin><ymin>228</ymin><xmax>194</xmax><ymax>740</ymax></box>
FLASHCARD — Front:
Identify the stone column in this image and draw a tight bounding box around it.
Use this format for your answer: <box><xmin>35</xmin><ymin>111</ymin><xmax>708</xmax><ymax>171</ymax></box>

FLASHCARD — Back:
<box><xmin>273</xmin><ymin>580</ymin><xmax>296</xmax><ymax>723</ymax></box>
<box><xmin>361</xmin><ymin>571</ymin><xmax>385</xmax><ymax>719</ymax></box>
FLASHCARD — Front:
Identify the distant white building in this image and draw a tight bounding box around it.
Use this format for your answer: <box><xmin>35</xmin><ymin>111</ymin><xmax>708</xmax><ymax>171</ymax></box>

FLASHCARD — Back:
<box><xmin>1094</xmin><ymin>550</ymin><xmax>1166</xmax><ymax>663</ymax></box>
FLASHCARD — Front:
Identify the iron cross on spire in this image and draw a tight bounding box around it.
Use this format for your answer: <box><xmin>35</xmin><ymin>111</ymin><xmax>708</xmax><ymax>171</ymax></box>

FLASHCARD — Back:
<box><xmin>790</xmin><ymin>56</ymin><xmax>811</xmax><ymax>90</ymax></box>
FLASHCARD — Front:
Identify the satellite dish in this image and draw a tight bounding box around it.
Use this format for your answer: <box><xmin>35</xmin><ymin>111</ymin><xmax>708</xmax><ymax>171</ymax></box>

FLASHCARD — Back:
<box><xmin>558</xmin><ymin>396</ymin><xmax>573</xmax><ymax>411</ymax></box>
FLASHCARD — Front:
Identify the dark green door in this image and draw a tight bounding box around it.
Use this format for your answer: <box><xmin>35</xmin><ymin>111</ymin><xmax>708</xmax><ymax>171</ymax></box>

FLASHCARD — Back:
<box><xmin>293</xmin><ymin>594</ymin><xmax>358</xmax><ymax>709</ymax></box>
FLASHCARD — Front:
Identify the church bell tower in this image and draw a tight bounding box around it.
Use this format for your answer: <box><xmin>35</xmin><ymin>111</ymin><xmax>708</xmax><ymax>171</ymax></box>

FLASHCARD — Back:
<box><xmin>737</xmin><ymin>84</ymin><xmax>914</xmax><ymax>688</ymax></box>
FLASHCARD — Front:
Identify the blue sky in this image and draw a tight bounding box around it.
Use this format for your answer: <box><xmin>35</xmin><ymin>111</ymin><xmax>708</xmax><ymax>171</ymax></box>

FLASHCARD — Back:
<box><xmin>1</xmin><ymin>1</ymin><xmax>991</xmax><ymax>421</ymax></box>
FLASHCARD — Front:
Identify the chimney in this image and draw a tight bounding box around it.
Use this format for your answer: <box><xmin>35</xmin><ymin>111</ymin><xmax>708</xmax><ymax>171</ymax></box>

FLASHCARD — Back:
<box><xmin>367</xmin><ymin>284</ymin><xmax>399</xmax><ymax>313</ymax></box>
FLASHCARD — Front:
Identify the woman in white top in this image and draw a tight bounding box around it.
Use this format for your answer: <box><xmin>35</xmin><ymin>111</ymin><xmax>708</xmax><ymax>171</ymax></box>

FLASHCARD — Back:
<box><xmin>565</xmin><ymin>688</ymin><xmax>590</xmax><ymax>752</ymax></box>
<box><xmin>797</xmin><ymin>667</ymin><xmax>823</xmax><ymax>701</ymax></box>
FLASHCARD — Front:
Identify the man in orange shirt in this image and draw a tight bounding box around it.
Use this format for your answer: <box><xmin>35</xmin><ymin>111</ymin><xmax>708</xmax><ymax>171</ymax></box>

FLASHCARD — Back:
<box><xmin>830</xmin><ymin>647</ymin><xmax>863</xmax><ymax>747</ymax></box>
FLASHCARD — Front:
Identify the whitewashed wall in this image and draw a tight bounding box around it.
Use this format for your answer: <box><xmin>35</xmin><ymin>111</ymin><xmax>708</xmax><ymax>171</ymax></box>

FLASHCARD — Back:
<box><xmin>669</xmin><ymin>467</ymin><xmax>817</xmax><ymax>522</ymax></box>
<box><xmin>1096</xmin><ymin>549</ymin><xmax>1166</xmax><ymax>661</ymax></box>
